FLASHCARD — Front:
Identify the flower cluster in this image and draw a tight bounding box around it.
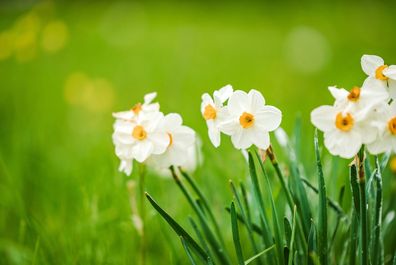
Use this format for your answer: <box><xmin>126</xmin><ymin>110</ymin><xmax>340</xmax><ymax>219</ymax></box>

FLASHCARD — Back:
<box><xmin>112</xmin><ymin>92</ymin><xmax>197</xmax><ymax>175</ymax></box>
<box><xmin>201</xmin><ymin>85</ymin><xmax>282</xmax><ymax>150</ymax></box>
<box><xmin>311</xmin><ymin>54</ymin><xmax>396</xmax><ymax>158</ymax></box>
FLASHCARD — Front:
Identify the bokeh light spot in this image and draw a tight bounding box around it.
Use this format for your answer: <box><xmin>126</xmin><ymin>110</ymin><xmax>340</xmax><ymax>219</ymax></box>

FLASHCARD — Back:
<box><xmin>41</xmin><ymin>20</ymin><xmax>69</xmax><ymax>53</ymax></box>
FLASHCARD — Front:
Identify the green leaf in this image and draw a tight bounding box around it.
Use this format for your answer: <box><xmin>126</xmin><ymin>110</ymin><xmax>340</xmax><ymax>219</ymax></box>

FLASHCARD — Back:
<box><xmin>244</xmin><ymin>245</ymin><xmax>275</xmax><ymax>265</ymax></box>
<box><xmin>254</xmin><ymin>150</ymin><xmax>284</xmax><ymax>265</ymax></box>
<box><xmin>314</xmin><ymin>129</ymin><xmax>328</xmax><ymax>265</ymax></box>
<box><xmin>229</xmin><ymin>181</ymin><xmax>260</xmax><ymax>254</ymax></box>
<box><xmin>179</xmin><ymin>167</ymin><xmax>225</xmax><ymax>247</ymax></box>
<box><xmin>180</xmin><ymin>236</ymin><xmax>198</xmax><ymax>265</ymax></box>
<box><xmin>372</xmin><ymin>156</ymin><xmax>383</xmax><ymax>265</ymax></box>
<box><xmin>288</xmin><ymin>205</ymin><xmax>297</xmax><ymax>265</ymax></box>
<box><xmin>145</xmin><ymin>193</ymin><xmax>209</xmax><ymax>261</ymax></box>
<box><xmin>284</xmin><ymin>217</ymin><xmax>292</xmax><ymax>247</ymax></box>
<box><xmin>349</xmin><ymin>211</ymin><xmax>358</xmax><ymax>265</ymax></box>
<box><xmin>247</xmin><ymin>151</ymin><xmax>273</xmax><ymax>248</ymax></box>
<box><xmin>349</xmin><ymin>164</ymin><xmax>360</xmax><ymax>217</ymax></box>
<box><xmin>231</xmin><ymin>202</ymin><xmax>244</xmax><ymax>265</ymax></box>
<box><xmin>170</xmin><ymin>167</ymin><xmax>231</xmax><ymax>265</ymax></box>
<box><xmin>308</xmin><ymin>221</ymin><xmax>317</xmax><ymax>265</ymax></box>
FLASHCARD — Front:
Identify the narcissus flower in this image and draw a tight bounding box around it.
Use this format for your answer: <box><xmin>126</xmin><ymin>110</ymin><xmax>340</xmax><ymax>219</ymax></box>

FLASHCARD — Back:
<box><xmin>311</xmin><ymin>105</ymin><xmax>376</xmax><ymax>158</ymax></box>
<box><xmin>201</xmin><ymin>85</ymin><xmax>233</xmax><ymax>147</ymax></box>
<box><xmin>361</xmin><ymin>54</ymin><xmax>396</xmax><ymax>98</ymax></box>
<box><xmin>113</xmin><ymin>111</ymin><xmax>170</xmax><ymax>164</ymax></box>
<box><xmin>219</xmin><ymin>89</ymin><xmax>282</xmax><ymax>150</ymax></box>
<box><xmin>328</xmin><ymin>78</ymin><xmax>389</xmax><ymax>117</ymax></box>
<box><xmin>113</xmin><ymin>92</ymin><xmax>159</xmax><ymax>121</ymax></box>
<box><xmin>367</xmin><ymin>102</ymin><xmax>396</xmax><ymax>154</ymax></box>
<box><xmin>148</xmin><ymin>113</ymin><xmax>196</xmax><ymax>169</ymax></box>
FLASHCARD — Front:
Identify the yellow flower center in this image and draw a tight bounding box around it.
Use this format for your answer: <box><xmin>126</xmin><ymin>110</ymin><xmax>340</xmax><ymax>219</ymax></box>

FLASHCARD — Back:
<box><xmin>335</xmin><ymin>112</ymin><xmax>354</xmax><ymax>132</ymax></box>
<box><xmin>132</xmin><ymin>125</ymin><xmax>147</xmax><ymax>140</ymax></box>
<box><xmin>131</xmin><ymin>103</ymin><xmax>142</xmax><ymax>114</ymax></box>
<box><xmin>203</xmin><ymin>104</ymin><xmax>217</xmax><ymax>120</ymax></box>
<box><xmin>168</xmin><ymin>133</ymin><xmax>173</xmax><ymax>147</ymax></box>
<box><xmin>239</xmin><ymin>112</ymin><xmax>255</xmax><ymax>128</ymax></box>
<box><xmin>388</xmin><ymin>117</ymin><xmax>396</xmax><ymax>135</ymax></box>
<box><xmin>375</xmin><ymin>65</ymin><xmax>389</xmax><ymax>81</ymax></box>
<box><xmin>347</xmin><ymin>86</ymin><xmax>361</xmax><ymax>102</ymax></box>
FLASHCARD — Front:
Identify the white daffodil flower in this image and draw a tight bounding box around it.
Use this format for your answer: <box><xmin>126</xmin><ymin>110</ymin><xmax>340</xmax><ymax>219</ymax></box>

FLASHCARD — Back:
<box><xmin>113</xmin><ymin>92</ymin><xmax>160</xmax><ymax>121</ymax></box>
<box><xmin>219</xmin><ymin>89</ymin><xmax>282</xmax><ymax>150</ymax></box>
<box><xmin>311</xmin><ymin>104</ymin><xmax>377</xmax><ymax>158</ymax></box>
<box><xmin>361</xmin><ymin>54</ymin><xmax>396</xmax><ymax>98</ymax></box>
<box><xmin>367</xmin><ymin>101</ymin><xmax>396</xmax><ymax>154</ymax></box>
<box><xmin>201</xmin><ymin>85</ymin><xmax>233</xmax><ymax>147</ymax></box>
<box><xmin>328</xmin><ymin>78</ymin><xmax>389</xmax><ymax>118</ymax></box>
<box><xmin>148</xmin><ymin>113</ymin><xmax>196</xmax><ymax>169</ymax></box>
<box><xmin>112</xmin><ymin>111</ymin><xmax>169</xmax><ymax>164</ymax></box>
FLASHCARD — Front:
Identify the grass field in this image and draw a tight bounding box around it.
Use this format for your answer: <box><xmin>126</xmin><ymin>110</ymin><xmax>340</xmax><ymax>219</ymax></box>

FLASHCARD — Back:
<box><xmin>1</xmin><ymin>1</ymin><xmax>396</xmax><ymax>264</ymax></box>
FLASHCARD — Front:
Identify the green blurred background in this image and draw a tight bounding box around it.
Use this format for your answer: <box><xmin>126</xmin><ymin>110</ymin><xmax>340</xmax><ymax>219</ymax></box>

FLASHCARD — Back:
<box><xmin>1</xmin><ymin>0</ymin><xmax>396</xmax><ymax>264</ymax></box>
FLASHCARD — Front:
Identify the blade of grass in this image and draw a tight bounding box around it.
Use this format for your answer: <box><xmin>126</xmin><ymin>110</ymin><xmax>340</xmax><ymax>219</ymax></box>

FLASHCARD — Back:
<box><xmin>254</xmin><ymin>150</ymin><xmax>284</xmax><ymax>265</ymax></box>
<box><xmin>288</xmin><ymin>205</ymin><xmax>297</xmax><ymax>265</ymax></box>
<box><xmin>350</xmin><ymin>164</ymin><xmax>360</xmax><ymax>217</ymax></box>
<box><xmin>300</xmin><ymin>177</ymin><xmax>345</xmax><ymax>216</ymax></box>
<box><xmin>314</xmin><ymin>129</ymin><xmax>328</xmax><ymax>265</ymax></box>
<box><xmin>231</xmin><ymin>202</ymin><xmax>244</xmax><ymax>265</ymax></box>
<box><xmin>308</xmin><ymin>220</ymin><xmax>317</xmax><ymax>265</ymax></box>
<box><xmin>170</xmin><ymin>167</ymin><xmax>231</xmax><ymax>265</ymax></box>
<box><xmin>247</xmin><ymin>151</ymin><xmax>273</xmax><ymax>248</ymax></box>
<box><xmin>145</xmin><ymin>193</ymin><xmax>209</xmax><ymax>261</ymax></box>
<box><xmin>181</xmin><ymin>236</ymin><xmax>198</xmax><ymax>265</ymax></box>
<box><xmin>372</xmin><ymin>156</ymin><xmax>383</xmax><ymax>265</ymax></box>
<box><xmin>179</xmin><ymin>167</ymin><xmax>225</xmax><ymax>247</ymax></box>
<box><xmin>357</xmin><ymin>148</ymin><xmax>368</xmax><ymax>265</ymax></box>
<box><xmin>244</xmin><ymin>245</ymin><xmax>276</xmax><ymax>265</ymax></box>
<box><xmin>225</xmin><ymin>207</ymin><xmax>263</xmax><ymax>235</ymax></box>
<box><xmin>266</xmin><ymin>146</ymin><xmax>308</xmax><ymax>253</ymax></box>
<box><xmin>189</xmin><ymin>217</ymin><xmax>213</xmax><ymax>260</ymax></box>
<box><xmin>284</xmin><ymin>217</ymin><xmax>292</xmax><ymax>247</ymax></box>
<box><xmin>230</xmin><ymin>181</ymin><xmax>260</xmax><ymax>254</ymax></box>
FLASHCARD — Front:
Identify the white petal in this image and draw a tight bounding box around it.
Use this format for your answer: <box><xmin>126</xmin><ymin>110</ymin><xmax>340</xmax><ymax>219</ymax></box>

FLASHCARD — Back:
<box><xmin>361</xmin><ymin>55</ymin><xmax>384</xmax><ymax>76</ymax></box>
<box><xmin>201</xmin><ymin>93</ymin><xmax>214</xmax><ymax>113</ymax></box>
<box><xmin>162</xmin><ymin>113</ymin><xmax>183</xmax><ymax>131</ymax></box>
<box><xmin>248</xmin><ymin>89</ymin><xmax>266</xmax><ymax>113</ymax></box>
<box><xmin>119</xmin><ymin>159</ymin><xmax>133</xmax><ymax>176</ymax></box>
<box><xmin>310</xmin><ymin>105</ymin><xmax>337</xmax><ymax>132</ymax></box>
<box><xmin>214</xmin><ymin>84</ymin><xmax>233</xmax><ymax>104</ymax></box>
<box><xmin>383</xmin><ymin>65</ymin><xmax>396</xmax><ymax>79</ymax></box>
<box><xmin>388</xmin><ymin>79</ymin><xmax>396</xmax><ymax>99</ymax></box>
<box><xmin>324</xmin><ymin>130</ymin><xmax>362</xmax><ymax>158</ymax></box>
<box><xmin>328</xmin><ymin>86</ymin><xmax>348</xmax><ymax>102</ymax></box>
<box><xmin>172</xmin><ymin>126</ymin><xmax>196</xmax><ymax>148</ymax></box>
<box><xmin>131</xmin><ymin>141</ymin><xmax>154</xmax><ymax>162</ymax></box>
<box><xmin>249</xmin><ymin>127</ymin><xmax>270</xmax><ymax>149</ymax></box>
<box><xmin>207</xmin><ymin>120</ymin><xmax>221</xmax><ymax>147</ymax></box>
<box><xmin>367</xmin><ymin>134</ymin><xmax>391</xmax><ymax>155</ymax></box>
<box><xmin>148</xmin><ymin>132</ymin><xmax>170</xmax><ymax>154</ymax></box>
<box><xmin>231</xmin><ymin>128</ymin><xmax>253</xmax><ymax>149</ymax></box>
<box><xmin>254</xmin><ymin>106</ymin><xmax>282</xmax><ymax>132</ymax></box>
<box><xmin>113</xmin><ymin>111</ymin><xmax>135</xmax><ymax>120</ymax></box>
<box><xmin>218</xmin><ymin>117</ymin><xmax>239</xmax><ymax>136</ymax></box>
<box><xmin>228</xmin><ymin>90</ymin><xmax>249</xmax><ymax>115</ymax></box>
<box><xmin>144</xmin><ymin>92</ymin><xmax>157</xmax><ymax>104</ymax></box>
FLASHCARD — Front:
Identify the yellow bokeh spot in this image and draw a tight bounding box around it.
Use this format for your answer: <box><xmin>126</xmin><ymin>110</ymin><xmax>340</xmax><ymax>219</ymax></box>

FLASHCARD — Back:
<box><xmin>64</xmin><ymin>72</ymin><xmax>115</xmax><ymax>113</ymax></box>
<box><xmin>0</xmin><ymin>31</ymin><xmax>14</xmax><ymax>60</ymax></box>
<box><xmin>41</xmin><ymin>20</ymin><xmax>68</xmax><ymax>53</ymax></box>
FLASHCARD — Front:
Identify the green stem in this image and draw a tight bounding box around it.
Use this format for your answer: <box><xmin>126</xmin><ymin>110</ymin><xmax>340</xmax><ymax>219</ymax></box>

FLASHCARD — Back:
<box><xmin>266</xmin><ymin>147</ymin><xmax>308</xmax><ymax>253</ymax></box>
<box><xmin>372</xmin><ymin>157</ymin><xmax>383</xmax><ymax>265</ymax></box>
<box><xmin>358</xmin><ymin>148</ymin><xmax>368</xmax><ymax>265</ymax></box>
<box><xmin>139</xmin><ymin>164</ymin><xmax>147</xmax><ymax>265</ymax></box>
